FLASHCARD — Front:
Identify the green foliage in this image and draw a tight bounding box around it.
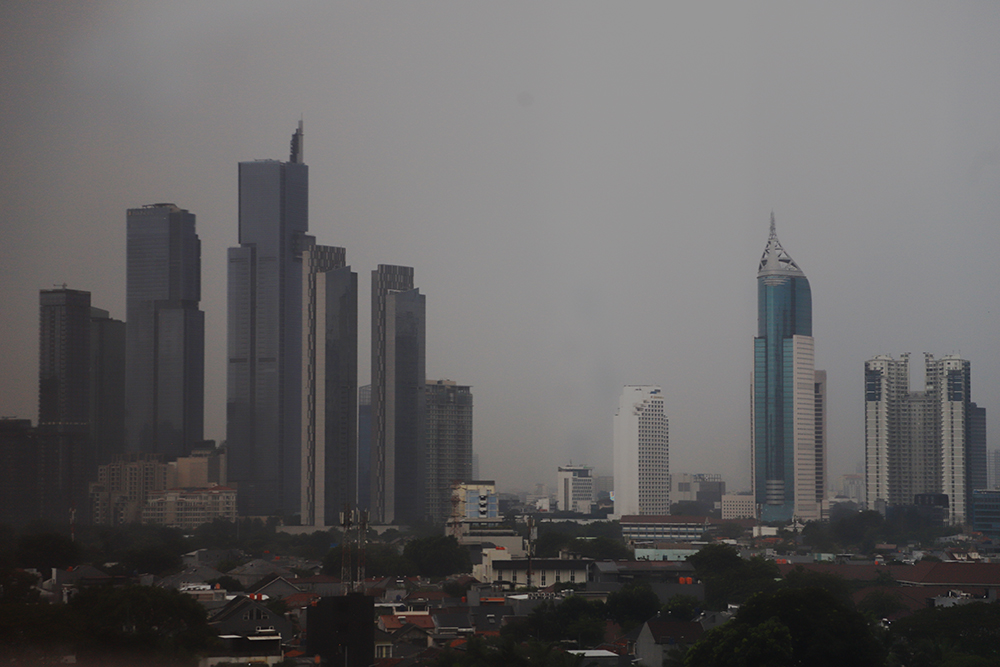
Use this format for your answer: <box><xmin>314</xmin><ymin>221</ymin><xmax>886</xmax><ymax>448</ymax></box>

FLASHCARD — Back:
<box><xmin>887</xmin><ymin>602</ymin><xmax>1000</xmax><ymax>665</ymax></box>
<box><xmin>501</xmin><ymin>595</ymin><xmax>604</xmax><ymax>647</ymax></box>
<box><xmin>857</xmin><ymin>588</ymin><xmax>906</xmax><ymax>621</ymax></box>
<box><xmin>688</xmin><ymin>544</ymin><xmax>779</xmax><ymax>610</ymax></box>
<box><xmin>69</xmin><ymin>584</ymin><xmax>215</xmax><ymax>663</ymax></box>
<box><xmin>685</xmin><ymin>587</ymin><xmax>883</xmax><ymax>667</ymax></box>
<box><xmin>776</xmin><ymin>566</ymin><xmax>852</xmax><ymax>605</ymax></box>
<box><xmin>433</xmin><ymin>635</ymin><xmax>585</xmax><ymax>667</ymax></box>
<box><xmin>16</xmin><ymin>532</ymin><xmax>81</xmax><ymax>570</ymax></box>
<box><xmin>603</xmin><ymin>582</ymin><xmax>660</xmax><ymax>631</ymax></box>
<box><xmin>322</xmin><ymin>542</ymin><xmax>416</xmax><ymax>578</ymax></box>
<box><xmin>0</xmin><ymin>567</ymin><xmax>40</xmax><ymax>603</ymax></box>
<box><xmin>402</xmin><ymin>535</ymin><xmax>471</xmax><ymax>577</ymax></box>
<box><xmin>663</xmin><ymin>593</ymin><xmax>701</xmax><ymax>622</ymax></box>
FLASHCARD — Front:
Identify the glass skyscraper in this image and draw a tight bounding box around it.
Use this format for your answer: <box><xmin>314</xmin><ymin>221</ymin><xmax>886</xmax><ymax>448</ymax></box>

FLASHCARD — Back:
<box><xmin>126</xmin><ymin>203</ymin><xmax>204</xmax><ymax>460</ymax></box>
<box><xmin>752</xmin><ymin>216</ymin><xmax>825</xmax><ymax>522</ymax></box>
<box><xmin>370</xmin><ymin>264</ymin><xmax>426</xmax><ymax>524</ymax></box>
<box><xmin>228</xmin><ymin>122</ymin><xmax>309</xmax><ymax>517</ymax></box>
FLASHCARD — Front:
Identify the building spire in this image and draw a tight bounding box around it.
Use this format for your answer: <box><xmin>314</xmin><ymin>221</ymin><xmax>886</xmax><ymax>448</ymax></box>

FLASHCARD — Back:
<box><xmin>758</xmin><ymin>213</ymin><xmax>804</xmax><ymax>277</ymax></box>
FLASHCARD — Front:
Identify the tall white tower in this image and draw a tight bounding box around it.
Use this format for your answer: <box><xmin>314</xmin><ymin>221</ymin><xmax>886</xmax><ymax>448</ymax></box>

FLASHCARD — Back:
<box><xmin>613</xmin><ymin>386</ymin><xmax>669</xmax><ymax>516</ymax></box>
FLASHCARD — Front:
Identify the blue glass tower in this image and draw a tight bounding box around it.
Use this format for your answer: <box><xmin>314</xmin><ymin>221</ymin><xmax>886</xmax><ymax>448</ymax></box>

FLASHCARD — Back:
<box><xmin>752</xmin><ymin>216</ymin><xmax>821</xmax><ymax>522</ymax></box>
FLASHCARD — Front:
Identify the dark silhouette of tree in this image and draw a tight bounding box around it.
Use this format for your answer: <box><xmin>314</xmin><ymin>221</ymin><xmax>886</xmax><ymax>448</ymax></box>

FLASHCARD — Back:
<box><xmin>603</xmin><ymin>582</ymin><xmax>660</xmax><ymax>631</ymax></box>
<box><xmin>402</xmin><ymin>535</ymin><xmax>471</xmax><ymax>577</ymax></box>
<box><xmin>69</xmin><ymin>584</ymin><xmax>215</xmax><ymax>664</ymax></box>
<box><xmin>685</xmin><ymin>587</ymin><xmax>883</xmax><ymax>667</ymax></box>
<box><xmin>687</xmin><ymin>543</ymin><xmax>779</xmax><ymax>609</ymax></box>
<box><xmin>888</xmin><ymin>602</ymin><xmax>1000</xmax><ymax>665</ymax></box>
<box><xmin>16</xmin><ymin>532</ymin><xmax>81</xmax><ymax>570</ymax></box>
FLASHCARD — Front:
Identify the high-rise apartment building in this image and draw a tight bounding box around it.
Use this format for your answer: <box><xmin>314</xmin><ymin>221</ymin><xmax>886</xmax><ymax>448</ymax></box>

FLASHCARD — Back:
<box><xmin>358</xmin><ymin>385</ymin><xmax>372</xmax><ymax>513</ymax></box>
<box><xmin>613</xmin><ymin>385</ymin><xmax>668</xmax><ymax>516</ymax></box>
<box><xmin>126</xmin><ymin>203</ymin><xmax>204</xmax><ymax>460</ymax></box>
<box><xmin>228</xmin><ymin>123</ymin><xmax>309</xmax><ymax>517</ymax></box>
<box><xmin>425</xmin><ymin>380</ymin><xmax>473</xmax><ymax>524</ymax></box>
<box><xmin>751</xmin><ymin>217</ymin><xmax>826</xmax><ymax>522</ymax></box>
<box><xmin>370</xmin><ymin>265</ymin><xmax>425</xmax><ymax>524</ymax></box>
<box><xmin>865</xmin><ymin>353</ymin><xmax>986</xmax><ymax>524</ymax></box>
<box><xmin>300</xmin><ymin>244</ymin><xmax>358</xmax><ymax>526</ymax></box>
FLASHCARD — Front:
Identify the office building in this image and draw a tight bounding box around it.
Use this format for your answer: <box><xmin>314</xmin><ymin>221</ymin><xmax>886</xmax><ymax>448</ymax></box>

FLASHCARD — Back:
<box><xmin>613</xmin><ymin>385</ymin><xmax>669</xmax><ymax>516</ymax></box>
<box><xmin>38</xmin><ymin>287</ymin><xmax>94</xmax><ymax>524</ymax></box>
<box><xmin>300</xmin><ymin>244</ymin><xmax>358</xmax><ymax>526</ymax></box>
<box><xmin>556</xmin><ymin>465</ymin><xmax>595</xmax><ymax>514</ymax></box>
<box><xmin>990</xmin><ymin>449</ymin><xmax>1000</xmax><ymax>490</ymax></box>
<box><xmin>865</xmin><ymin>353</ymin><xmax>986</xmax><ymax>524</ymax></box>
<box><xmin>670</xmin><ymin>473</ymin><xmax>726</xmax><ymax>509</ymax></box>
<box><xmin>425</xmin><ymin>380</ymin><xmax>473</xmax><ymax>523</ymax></box>
<box><xmin>357</xmin><ymin>385</ymin><xmax>372</xmax><ymax>512</ymax></box>
<box><xmin>751</xmin><ymin>217</ymin><xmax>826</xmax><ymax>522</ymax></box>
<box><xmin>228</xmin><ymin>122</ymin><xmax>309</xmax><ymax>517</ymax></box>
<box><xmin>126</xmin><ymin>203</ymin><xmax>204</xmax><ymax>459</ymax></box>
<box><xmin>89</xmin><ymin>307</ymin><xmax>126</xmax><ymax>465</ymax></box>
<box><xmin>370</xmin><ymin>265</ymin><xmax>425</xmax><ymax>524</ymax></box>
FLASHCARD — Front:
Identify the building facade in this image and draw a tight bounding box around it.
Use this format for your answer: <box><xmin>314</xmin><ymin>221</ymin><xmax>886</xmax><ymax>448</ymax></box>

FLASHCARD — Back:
<box><xmin>425</xmin><ymin>380</ymin><xmax>473</xmax><ymax>523</ymax></box>
<box><xmin>38</xmin><ymin>287</ymin><xmax>94</xmax><ymax>524</ymax></box>
<box><xmin>228</xmin><ymin>123</ymin><xmax>309</xmax><ymax>517</ymax></box>
<box><xmin>126</xmin><ymin>203</ymin><xmax>204</xmax><ymax>459</ymax></box>
<box><xmin>370</xmin><ymin>265</ymin><xmax>425</xmax><ymax>524</ymax></box>
<box><xmin>613</xmin><ymin>385</ymin><xmax>669</xmax><ymax>516</ymax></box>
<box><xmin>751</xmin><ymin>217</ymin><xmax>826</xmax><ymax>522</ymax></box>
<box><xmin>865</xmin><ymin>353</ymin><xmax>986</xmax><ymax>524</ymax></box>
<box><xmin>556</xmin><ymin>465</ymin><xmax>595</xmax><ymax>514</ymax></box>
<box><xmin>300</xmin><ymin>244</ymin><xmax>358</xmax><ymax>526</ymax></box>
<box><xmin>89</xmin><ymin>307</ymin><xmax>126</xmax><ymax>465</ymax></box>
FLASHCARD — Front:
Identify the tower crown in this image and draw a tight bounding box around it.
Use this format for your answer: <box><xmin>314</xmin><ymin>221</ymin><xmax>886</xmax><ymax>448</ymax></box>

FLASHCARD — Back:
<box><xmin>758</xmin><ymin>213</ymin><xmax>805</xmax><ymax>278</ymax></box>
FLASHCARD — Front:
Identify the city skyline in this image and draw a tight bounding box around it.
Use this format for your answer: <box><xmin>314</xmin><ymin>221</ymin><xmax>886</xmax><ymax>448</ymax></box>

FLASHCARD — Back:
<box><xmin>3</xmin><ymin>3</ymin><xmax>1000</xmax><ymax>493</ymax></box>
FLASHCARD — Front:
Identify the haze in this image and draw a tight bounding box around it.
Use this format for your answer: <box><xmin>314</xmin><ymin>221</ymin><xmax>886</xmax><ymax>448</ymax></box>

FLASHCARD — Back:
<box><xmin>2</xmin><ymin>2</ymin><xmax>999</xmax><ymax>494</ymax></box>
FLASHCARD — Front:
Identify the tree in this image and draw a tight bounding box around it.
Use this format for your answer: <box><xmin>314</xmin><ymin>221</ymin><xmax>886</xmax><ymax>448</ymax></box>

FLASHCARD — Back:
<box><xmin>70</xmin><ymin>584</ymin><xmax>215</xmax><ymax>663</ymax></box>
<box><xmin>857</xmin><ymin>589</ymin><xmax>906</xmax><ymax>621</ymax></box>
<box><xmin>403</xmin><ymin>535</ymin><xmax>471</xmax><ymax>577</ymax></box>
<box><xmin>663</xmin><ymin>594</ymin><xmax>701</xmax><ymax>622</ymax></box>
<box><xmin>16</xmin><ymin>532</ymin><xmax>81</xmax><ymax>570</ymax></box>
<box><xmin>688</xmin><ymin>544</ymin><xmax>779</xmax><ymax>609</ymax></box>
<box><xmin>888</xmin><ymin>602</ymin><xmax>1000</xmax><ymax>665</ymax></box>
<box><xmin>323</xmin><ymin>542</ymin><xmax>415</xmax><ymax>578</ymax></box>
<box><xmin>603</xmin><ymin>583</ymin><xmax>660</xmax><ymax>631</ymax></box>
<box><xmin>685</xmin><ymin>587</ymin><xmax>883</xmax><ymax>667</ymax></box>
<box><xmin>501</xmin><ymin>595</ymin><xmax>604</xmax><ymax>647</ymax></box>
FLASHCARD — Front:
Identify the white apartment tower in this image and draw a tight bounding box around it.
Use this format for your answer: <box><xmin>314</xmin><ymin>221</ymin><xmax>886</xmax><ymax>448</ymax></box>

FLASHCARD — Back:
<box><xmin>865</xmin><ymin>353</ymin><xmax>978</xmax><ymax>524</ymax></box>
<box><xmin>613</xmin><ymin>386</ymin><xmax>668</xmax><ymax>516</ymax></box>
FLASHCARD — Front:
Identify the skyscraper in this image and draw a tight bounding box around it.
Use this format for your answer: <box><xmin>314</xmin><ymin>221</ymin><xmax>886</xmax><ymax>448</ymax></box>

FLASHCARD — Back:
<box><xmin>370</xmin><ymin>265</ymin><xmax>425</xmax><ymax>524</ymax></box>
<box><xmin>89</xmin><ymin>307</ymin><xmax>126</xmax><ymax>465</ymax></box>
<box><xmin>865</xmin><ymin>353</ymin><xmax>985</xmax><ymax>524</ymax></box>
<box><xmin>228</xmin><ymin>122</ymin><xmax>309</xmax><ymax>517</ymax></box>
<box><xmin>300</xmin><ymin>243</ymin><xmax>357</xmax><ymax>526</ymax></box>
<box><xmin>613</xmin><ymin>385</ymin><xmax>668</xmax><ymax>516</ymax></box>
<box><xmin>752</xmin><ymin>216</ymin><xmax>826</xmax><ymax>522</ymax></box>
<box><xmin>425</xmin><ymin>379</ymin><xmax>473</xmax><ymax>524</ymax></box>
<box><xmin>38</xmin><ymin>287</ymin><xmax>93</xmax><ymax>523</ymax></box>
<box><xmin>126</xmin><ymin>203</ymin><xmax>204</xmax><ymax>460</ymax></box>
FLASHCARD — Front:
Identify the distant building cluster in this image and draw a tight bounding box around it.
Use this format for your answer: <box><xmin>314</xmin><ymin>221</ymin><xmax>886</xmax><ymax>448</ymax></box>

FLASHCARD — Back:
<box><xmin>4</xmin><ymin>123</ymin><xmax>474</xmax><ymax>529</ymax></box>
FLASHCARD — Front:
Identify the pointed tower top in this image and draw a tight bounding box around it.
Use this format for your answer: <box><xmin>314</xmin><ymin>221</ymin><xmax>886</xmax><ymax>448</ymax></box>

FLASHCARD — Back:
<box><xmin>289</xmin><ymin>119</ymin><xmax>304</xmax><ymax>164</ymax></box>
<box><xmin>758</xmin><ymin>214</ymin><xmax>804</xmax><ymax>278</ymax></box>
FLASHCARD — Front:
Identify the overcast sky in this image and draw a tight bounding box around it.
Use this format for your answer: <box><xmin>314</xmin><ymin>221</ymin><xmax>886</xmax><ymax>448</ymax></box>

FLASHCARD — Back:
<box><xmin>3</xmin><ymin>2</ymin><xmax>999</xmax><ymax>495</ymax></box>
